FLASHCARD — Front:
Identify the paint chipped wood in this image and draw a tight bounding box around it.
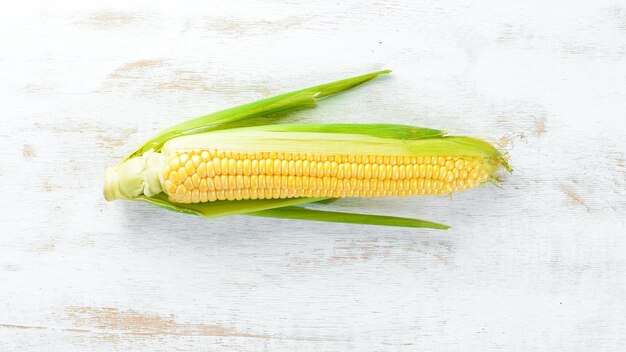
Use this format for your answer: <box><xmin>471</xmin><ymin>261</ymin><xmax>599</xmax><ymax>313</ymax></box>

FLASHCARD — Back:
<box><xmin>1</xmin><ymin>0</ymin><xmax>625</xmax><ymax>351</ymax></box>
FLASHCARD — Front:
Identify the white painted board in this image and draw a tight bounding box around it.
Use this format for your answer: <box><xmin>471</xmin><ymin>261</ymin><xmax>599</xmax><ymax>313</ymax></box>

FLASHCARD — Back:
<box><xmin>1</xmin><ymin>0</ymin><xmax>625</xmax><ymax>350</ymax></box>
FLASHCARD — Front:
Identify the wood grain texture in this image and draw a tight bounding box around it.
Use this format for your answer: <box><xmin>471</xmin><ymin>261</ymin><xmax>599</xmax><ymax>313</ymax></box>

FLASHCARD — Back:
<box><xmin>1</xmin><ymin>0</ymin><xmax>625</xmax><ymax>351</ymax></box>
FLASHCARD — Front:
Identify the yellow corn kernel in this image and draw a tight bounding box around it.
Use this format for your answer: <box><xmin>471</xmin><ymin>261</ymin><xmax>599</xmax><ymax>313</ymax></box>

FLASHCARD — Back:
<box><xmin>162</xmin><ymin>180</ymin><xmax>176</xmax><ymax>194</ymax></box>
<box><xmin>168</xmin><ymin>171</ymin><xmax>181</xmax><ymax>185</ymax></box>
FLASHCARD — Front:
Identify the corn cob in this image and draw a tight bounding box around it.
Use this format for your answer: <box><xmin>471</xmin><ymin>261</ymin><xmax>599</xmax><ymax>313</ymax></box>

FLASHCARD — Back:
<box><xmin>104</xmin><ymin>70</ymin><xmax>509</xmax><ymax>229</ymax></box>
<box><xmin>159</xmin><ymin>151</ymin><xmax>493</xmax><ymax>204</ymax></box>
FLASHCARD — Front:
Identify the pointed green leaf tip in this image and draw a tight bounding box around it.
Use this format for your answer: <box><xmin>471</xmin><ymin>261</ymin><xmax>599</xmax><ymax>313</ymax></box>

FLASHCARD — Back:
<box><xmin>248</xmin><ymin>206</ymin><xmax>450</xmax><ymax>230</ymax></box>
<box><xmin>125</xmin><ymin>70</ymin><xmax>392</xmax><ymax>161</ymax></box>
<box><xmin>138</xmin><ymin>195</ymin><xmax>449</xmax><ymax>230</ymax></box>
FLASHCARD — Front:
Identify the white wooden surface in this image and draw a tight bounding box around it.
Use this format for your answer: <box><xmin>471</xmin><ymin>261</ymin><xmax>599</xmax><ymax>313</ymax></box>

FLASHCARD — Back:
<box><xmin>1</xmin><ymin>1</ymin><xmax>625</xmax><ymax>351</ymax></box>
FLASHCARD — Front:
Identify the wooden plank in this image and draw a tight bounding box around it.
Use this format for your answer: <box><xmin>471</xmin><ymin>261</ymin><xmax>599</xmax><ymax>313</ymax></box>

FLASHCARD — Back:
<box><xmin>1</xmin><ymin>0</ymin><xmax>625</xmax><ymax>350</ymax></box>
